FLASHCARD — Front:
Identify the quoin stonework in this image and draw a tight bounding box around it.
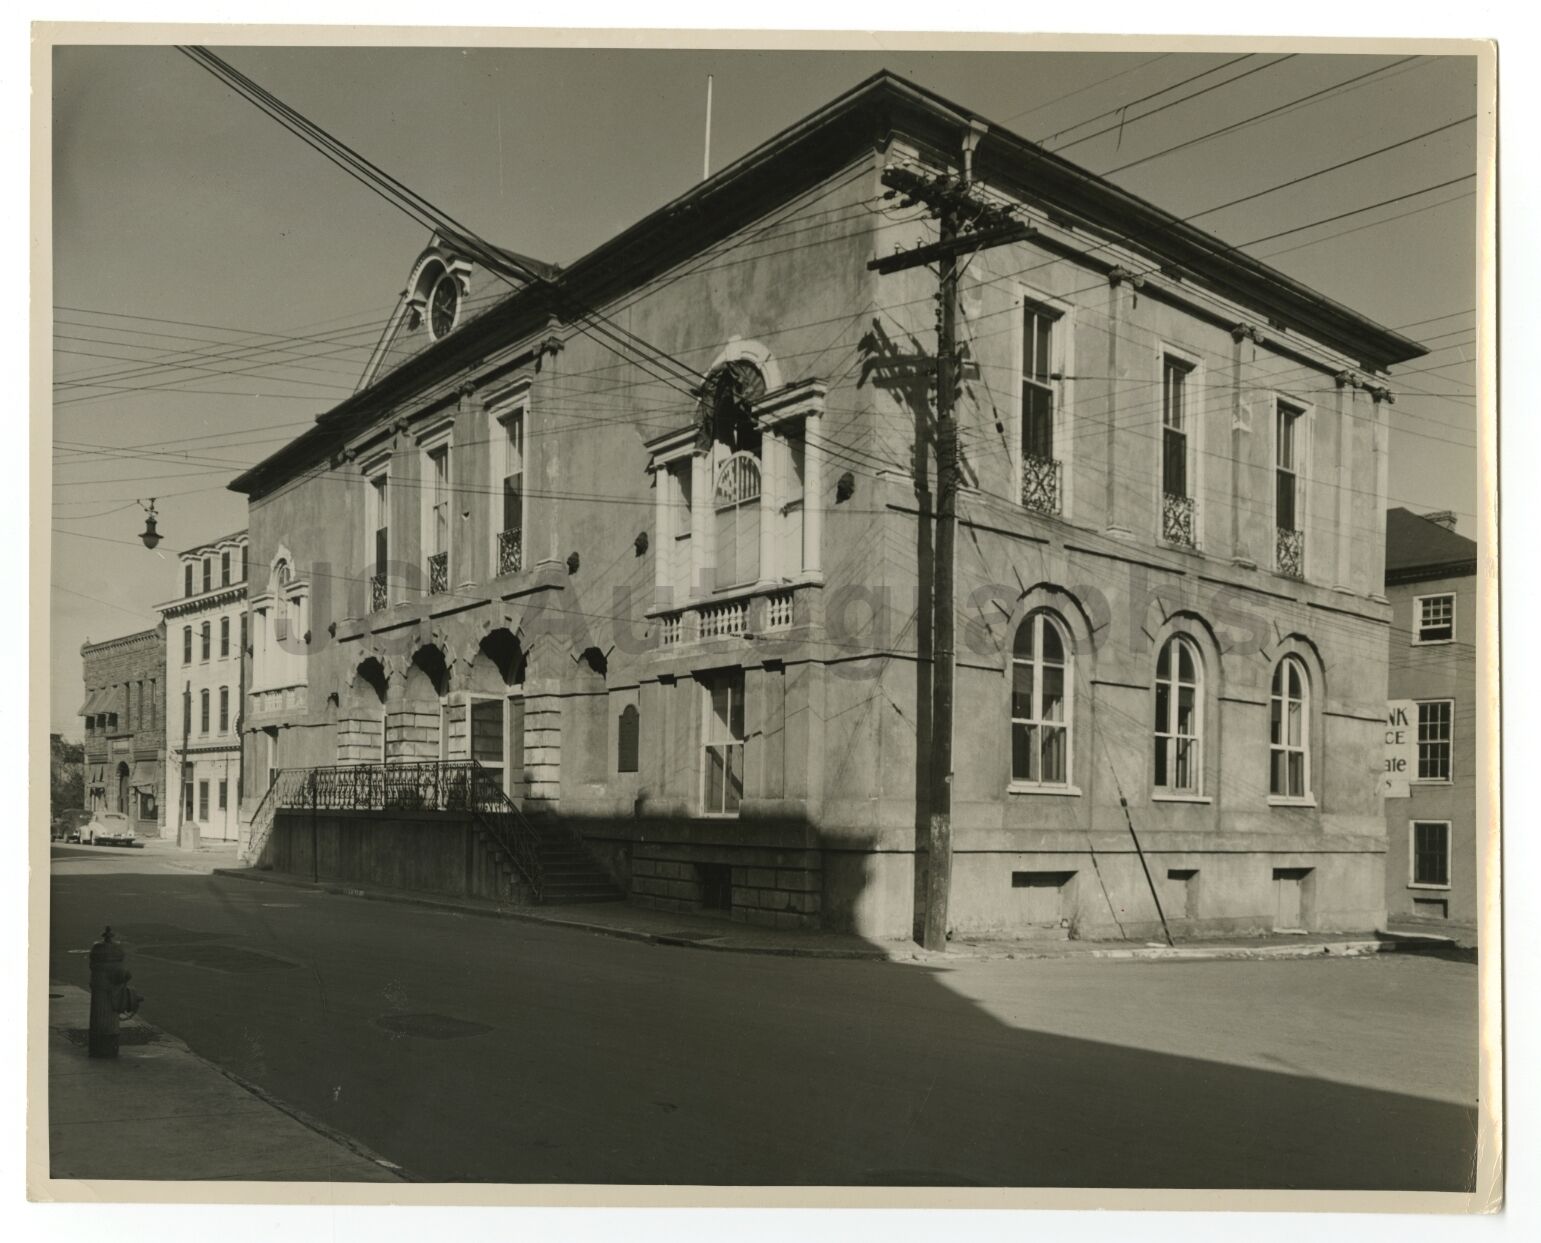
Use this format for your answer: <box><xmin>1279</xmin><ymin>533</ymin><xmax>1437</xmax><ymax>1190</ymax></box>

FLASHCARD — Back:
<box><xmin>227</xmin><ymin>73</ymin><xmax>1429</xmax><ymax>941</ymax></box>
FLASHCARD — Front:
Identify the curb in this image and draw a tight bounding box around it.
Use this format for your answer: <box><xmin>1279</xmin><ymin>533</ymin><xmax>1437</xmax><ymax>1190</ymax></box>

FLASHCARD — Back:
<box><xmin>47</xmin><ymin>984</ymin><xmax>411</xmax><ymax>1182</ymax></box>
<box><xmin>212</xmin><ymin>867</ymin><xmax>893</xmax><ymax>960</ymax></box>
<box><xmin>210</xmin><ymin>867</ymin><xmax>1459</xmax><ymax>966</ymax></box>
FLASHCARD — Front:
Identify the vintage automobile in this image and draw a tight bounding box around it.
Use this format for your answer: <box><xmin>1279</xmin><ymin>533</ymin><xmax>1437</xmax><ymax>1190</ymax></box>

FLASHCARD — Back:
<box><xmin>82</xmin><ymin>811</ymin><xmax>140</xmax><ymax>847</ymax></box>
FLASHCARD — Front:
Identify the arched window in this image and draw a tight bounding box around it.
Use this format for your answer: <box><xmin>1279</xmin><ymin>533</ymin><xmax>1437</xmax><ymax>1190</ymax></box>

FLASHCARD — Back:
<box><xmin>713</xmin><ymin>450</ymin><xmax>762</xmax><ymax>588</ymax></box>
<box><xmin>1011</xmin><ymin>612</ymin><xmax>1071</xmax><ymax>786</ymax></box>
<box><xmin>1154</xmin><ymin>636</ymin><xmax>1201</xmax><ymax>794</ymax></box>
<box><xmin>1269</xmin><ymin>655</ymin><xmax>1310</xmax><ymax>799</ymax></box>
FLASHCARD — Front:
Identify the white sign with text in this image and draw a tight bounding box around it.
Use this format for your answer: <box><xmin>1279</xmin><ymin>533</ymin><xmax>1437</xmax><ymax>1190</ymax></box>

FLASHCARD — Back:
<box><xmin>1380</xmin><ymin>699</ymin><xmax>1417</xmax><ymax>799</ymax></box>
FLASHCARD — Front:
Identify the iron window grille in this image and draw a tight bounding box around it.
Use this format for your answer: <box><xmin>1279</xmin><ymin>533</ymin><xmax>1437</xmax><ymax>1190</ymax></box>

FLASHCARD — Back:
<box><xmin>1276</xmin><ymin>526</ymin><xmax>1305</xmax><ymax>579</ymax></box>
<box><xmin>1162</xmin><ymin>492</ymin><xmax>1197</xmax><ymax>549</ymax></box>
<box><xmin>1020</xmin><ymin>454</ymin><xmax>1062</xmax><ymax>516</ymax></box>
<box><xmin>497</xmin><ymin>527</ymin><xmax>522</xmax><ymax>577</ymax></box>
<box><xmin>428</xmin><ymin>551</ymin><xmax>449</xmax><ymax>596</ymax></box>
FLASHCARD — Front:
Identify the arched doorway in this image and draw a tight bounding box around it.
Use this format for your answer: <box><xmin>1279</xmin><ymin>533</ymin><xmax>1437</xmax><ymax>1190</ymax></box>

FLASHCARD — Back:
<box><xmin>391</xmin><ymin>644</ymin><xmax>449</xmax><ymax>762</ymax></box>
<box><xmin>343</xmin><ymin>656</ymin><xmax>389</xmax><ymax>763</ymax></box>
<box><xmin>462</xmin><ymin>629</ymin><xmax>526</xmax><ymax>799</ymax></box>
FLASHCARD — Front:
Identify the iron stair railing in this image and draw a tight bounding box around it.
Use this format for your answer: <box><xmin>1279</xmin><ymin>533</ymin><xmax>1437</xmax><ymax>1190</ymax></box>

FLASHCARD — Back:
<box><xmin>238</xmin><ymin>768</ymin><xmax>311</xmax><ymax>864</ymax></box>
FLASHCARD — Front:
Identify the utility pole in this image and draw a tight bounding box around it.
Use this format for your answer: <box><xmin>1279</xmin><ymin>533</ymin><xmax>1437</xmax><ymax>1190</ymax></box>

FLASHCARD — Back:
<box><xmin>870</xmin><ymin>125</ymin><xmax>1034</xmax><ymax>951</ymax></box>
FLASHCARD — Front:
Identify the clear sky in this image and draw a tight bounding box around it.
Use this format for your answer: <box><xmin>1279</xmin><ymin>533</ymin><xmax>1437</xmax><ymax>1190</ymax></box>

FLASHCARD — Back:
<box><xmin>48</xmin><ymin>42</ymin><xmax>1480</xmax><ymax>737</ymax></box>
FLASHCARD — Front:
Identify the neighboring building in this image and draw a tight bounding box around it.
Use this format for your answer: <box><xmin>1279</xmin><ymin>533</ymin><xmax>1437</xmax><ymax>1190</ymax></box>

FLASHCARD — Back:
<box><xmin>155</xmin><ymin>531</ymin><xmax>250</xmax><ymax>842</ymax></box>
<box><xmin>50</xmin><ymin>732</ymin><xmax>84</xmax><ymax>818</ymax></box>
<box><xmin>79</xmin><ymin>625</ymin><xmax>166</xmax><ymax>833</ymax></box>
<box><xmin>230</xmin><ymin>73</ymin><xmax>1425</xmax><ymax>940</ymax></box>
<box><xmin>1383</xmin><ymin>508</ymin><xmax>1478</xmax><ymax>928</ymax></box>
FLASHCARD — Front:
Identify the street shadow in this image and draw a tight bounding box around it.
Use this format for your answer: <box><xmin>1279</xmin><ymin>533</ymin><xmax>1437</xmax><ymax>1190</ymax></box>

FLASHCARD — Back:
<box><xmin>48</xmin><ymin>859</ymin><xmax>1480</xmax><ymax>1192</ymax></box>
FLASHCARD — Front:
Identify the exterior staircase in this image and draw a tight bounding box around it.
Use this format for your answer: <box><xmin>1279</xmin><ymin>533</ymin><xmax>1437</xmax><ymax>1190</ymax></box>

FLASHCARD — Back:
<box><xmin>237</xmin><ymin>759</ymin><xmax>622</xmax><ymax>907</ymax></box>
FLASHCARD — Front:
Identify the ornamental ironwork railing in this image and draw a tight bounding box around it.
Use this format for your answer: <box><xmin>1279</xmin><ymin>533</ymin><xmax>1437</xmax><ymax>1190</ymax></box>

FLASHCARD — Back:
<box><xmin>369</xmin><ymin>572</ymin><xmax>388</xmax><ymax>613</ymax></box>
<box><xmin>1162</xmin><ymin>492</ymin><xmax>1197</xmax><ymax>548</ymax></box>
<box><xmin>1020</xmin><ymin>453</ymin><xmax>1062</xmax><ymax>516</ymax></box>
<box><xmin>1276</xmin><ymin>526</ymin><xmax>1305</xmax><ymax>579</ymax></box>
<box><xmin>497</xmin><ymin>527</ymin><xmax>522</xmax><ymax>577</ymax></box>
<box><xmin>241</xmin><ymin>760</ymin><xmax>545</xmax><ymax>900</ymax></box>
<box><xmin>427</xmin><ymin>551</ymin><xmax>449</xmax><ymax>595</ymax></box>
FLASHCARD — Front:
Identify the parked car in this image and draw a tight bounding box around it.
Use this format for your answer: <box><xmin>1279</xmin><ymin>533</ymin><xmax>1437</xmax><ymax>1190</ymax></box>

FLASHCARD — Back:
<box><xmin>83</xmin><ymin>811</ymin><xmax>140</xmax><ymax>847</ymax></box>
<box><xmin>53</xmin><ymin>809</ymin><xmax>92</xmax><ymax>843</ymax></box>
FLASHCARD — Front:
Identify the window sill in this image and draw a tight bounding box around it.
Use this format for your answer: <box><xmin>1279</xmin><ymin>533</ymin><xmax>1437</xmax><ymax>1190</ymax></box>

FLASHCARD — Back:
<box><xmin>1008</xmin><ymin>783</ymin><xmax>1082</xmax><ymax>797</ymax></box>
<box><xmin>1411</xmin><ymin>779</ymin><xmax>1454</xmax><ymax>787</ymax></box>
<box><xmin>1412</xmin><ymin>637</ymin><xmax>1455</xmax><ymax>647</ymax></box>
<box><xmin>1150</xmin><ymin>792</ymin><xmax>1212</xmax><ymax>804</ymax></box>
<box><xmin>1266</xmin><ymin>796</ymin><xmax>1317</xmax><ymax>808</ymax></box>
<box><xmin>1408</xmin><ymin>882</ymin><xmax>1452</xmax><ymax>892</ymax></box>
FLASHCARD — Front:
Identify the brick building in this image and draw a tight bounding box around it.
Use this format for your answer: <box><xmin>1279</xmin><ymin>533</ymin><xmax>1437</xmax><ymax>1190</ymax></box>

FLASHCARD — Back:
<box><xmin>1383</xmin><ymin>508</ymin><xmax>1478</xmax><ymax>929</ymax></box>
<box><xmin>79</xmin><ymin>625</ymin><xmax>166</xmax><ymax>833</ymax></box>
<box><xmin>231</xmin><ymin>74</ymin><xmax>1425</xmax><ymax>941</ymax></box>
<box><xmin>155</xmin><ymin>531</ymin><xmax>250</xmax><ymax>843</ymax></box>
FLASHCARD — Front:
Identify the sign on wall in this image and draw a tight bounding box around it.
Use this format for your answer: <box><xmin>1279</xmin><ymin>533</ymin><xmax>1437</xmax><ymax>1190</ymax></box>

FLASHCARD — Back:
<box><xmin>1380</xmin><ymin>699</ymin><xmax>1417</xmax><ymax>799</ymax></box>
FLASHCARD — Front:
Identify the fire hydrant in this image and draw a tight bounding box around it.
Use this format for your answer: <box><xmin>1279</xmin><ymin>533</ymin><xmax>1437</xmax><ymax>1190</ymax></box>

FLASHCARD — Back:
<box><xmin>87</xmin><ymin>926</ymin><xmax>142</xmax><ymax>1059</ymax></box>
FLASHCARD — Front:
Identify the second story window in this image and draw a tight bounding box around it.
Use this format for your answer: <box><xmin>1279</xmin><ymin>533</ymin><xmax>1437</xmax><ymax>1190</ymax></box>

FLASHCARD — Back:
<box><xmin>182</xmin><ymin>626</ymin><xmax>192</xmax><ymax>665</ymax></box>
<box><xmin>496</xmin><ymin>404</ymin><xmax>525</xmax><ymax>577</ymax></box>
<box><xmin>199</xmin><ymin>688</ymin><xmax>210</xmax><ymax>734</ymax></box>
<box><xmin>200</xmin><ymin>621</ymin><xmax>211</xmax><ymax>662</ymax></box>
<box><xmin>1415</xmin><ymin>593</ymin><xmax>1455</xmax><ymax>643</ymax></box>
<box><xmin>423</xmin><ymin>441</ymin><xmax>450</xmax><ymax>594</ymax></box>
<box><xmin>219</xmin><ymin>686</ymin><xmax>229</xmax><ymax>733</ymax></box>
<box><xmin>1275</xmin><ymin>401</ymin><xmax>1304</xmax><ymax>578</ymax></box>
<box><xmin>1161</xmin><ymin>356</ymin><xmax>1196</xmax><ymax>548</ymax></box>
<box><xmin>1020</xmin><ymin>300</ymin><xmax>1062</xmax><ymax>516</ymax></box>
<box><xmin>366</xmin><ymin>466</ymin><xmax>389</xmax><ymax>612</ymax></box>
<box><xmin>220</xmin><ymin>616</ymin><xmax>230</xmax><ymax>658</ymax></box>
<box><xmin>1416</xmin><ymin>700</ymin><xmax>1453</xmax><ymax>782</ymax></box>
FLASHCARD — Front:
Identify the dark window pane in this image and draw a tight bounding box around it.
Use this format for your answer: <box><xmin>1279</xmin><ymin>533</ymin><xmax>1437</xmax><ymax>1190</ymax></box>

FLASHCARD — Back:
<box><xmin>1023</xmin><ymin>385</ymin><xmax>1054</xmax><ymax>458</ymax></box>
<box><xmin>1163</xmin><ymin>427</ymin><xmax>1187</xmax><ymax>497</ymax></box>
<box><xmin>1012</xmin><ymin>722</ymin><xmax>1034</xmax><ymax>782</ymax></box>
<box><xmin>1011</xmin><ymin>660</ymin><xmax>1034</xmax><ymax>720</ymax></box>
<box><xmin>1041</xmin><ymin>726</ymin><xmax>1066</xmax><ymax>784</ymax></box>
<box><xmin>1276</xmin><ymin>468</ymin><xmax>1297</xmax><ymax>531</ymax></box>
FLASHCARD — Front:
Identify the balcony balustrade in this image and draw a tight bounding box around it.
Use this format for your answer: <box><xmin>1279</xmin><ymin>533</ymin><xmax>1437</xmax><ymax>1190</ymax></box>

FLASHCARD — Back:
<box><xmin>369</xmin><ymin>572</ymin><xmax>388</xmax><ymax>613</ymax></box>
<box><xmin>1276</xmin><ymin>526</ymin><xmax>1305</xmax><ymax>579</ymax></box>
<box><xmin>1162</xmin><ymin>492</ymin><xmax>1197</xmax><ymax>548</ymax></box>
<box><xmin>427</xmin><ymin>551</ymin><xmax>449</xmax><ymax>595</ymax></box>
<box><xmin>497</xmin><ymin>527</ymin><xmax>523</xmax><ymax>577</ymax></box>
<box><xmin>1020</xmin><ymin>453</ymin><xmax>1062</xmax><ymax>516</ymax></box>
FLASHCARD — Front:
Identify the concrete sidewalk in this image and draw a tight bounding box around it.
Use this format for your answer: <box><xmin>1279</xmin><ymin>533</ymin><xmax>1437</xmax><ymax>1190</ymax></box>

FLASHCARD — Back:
<box><xmin>214</xmin><ymin>865</ymin><xmax>1463</xmax><ymax>965</ymax></box>
<box><xmin>46</xmin><ymin>984</ymin><xmax>405</xmax><ymax>1183</ymax></box>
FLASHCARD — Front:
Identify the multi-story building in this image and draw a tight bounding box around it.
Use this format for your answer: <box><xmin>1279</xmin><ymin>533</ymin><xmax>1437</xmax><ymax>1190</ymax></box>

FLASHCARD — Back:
<box><xmin>155</xmin><ymin>531</ymin><xmax>250</xmax><ymax>842</ymax></box>
<box><xmin>79</xmin><ymin>625</ymin><xmax>165</xmax><ymax>833</ymax></box>
<box><xmin>1383</xmin><ymin>508</ymin><xmax>1478</xmax><ymax>929</ymax></box>
<box><xmin>231</xmin><ymin>73</ymin><xmax>1425</xmax><ymax>940</ymax></box>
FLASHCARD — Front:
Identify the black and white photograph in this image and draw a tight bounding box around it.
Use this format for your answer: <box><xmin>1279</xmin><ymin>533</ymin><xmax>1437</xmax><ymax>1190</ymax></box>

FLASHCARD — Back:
<box><xmin>31</xmin><ymin>23</ymin><xmax>1497</xmax><ymax>1210</ymax></box>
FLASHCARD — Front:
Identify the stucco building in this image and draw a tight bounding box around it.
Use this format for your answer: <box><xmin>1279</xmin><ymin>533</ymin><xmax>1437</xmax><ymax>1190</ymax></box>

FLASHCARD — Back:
<box><xmin>1383</xmin><ymin>508</ymin><xmax>1478</xmax><ymax>929</ymax></box>
<box><xmin>231</xmin><ymin>74</ymin><xmax>1425</xmax><ymax>941</ymax></box>
<box><xmin>155</xmin><ymin>531</ymin><xmax>250</xmax><ymax>843</ymax></box>
<box><xmin>79</xmin><ymin>625</ymin><xmax>166</xmax><ymax>833</ymax></box>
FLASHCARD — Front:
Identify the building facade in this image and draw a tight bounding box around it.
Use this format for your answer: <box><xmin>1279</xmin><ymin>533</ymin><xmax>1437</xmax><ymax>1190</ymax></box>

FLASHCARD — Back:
<box><xmin>1383</xmin><ymin>508</ymin><xmax>1478</xmax><ymax>928</ymax></box>
<box><xmin>156</xmin><ymin>531</ymin><xmax>250</xmax><ymax>843</ymax></box>
<box><xmin>79</xmin><ymin>625</ymin><xmax>166</xmax><ymax>833</ymax></box>
<box><xmin>231</xmin><ymin>74</ymin><xmax>1424</xmax><ymax>941</ymax></box>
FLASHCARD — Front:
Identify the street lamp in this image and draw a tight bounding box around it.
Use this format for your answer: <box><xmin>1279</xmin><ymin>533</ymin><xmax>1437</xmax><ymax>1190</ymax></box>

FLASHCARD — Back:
<box><xmin>138</xmin><ymin>499</ymin><xmax>162</xmax><ymax>550</ymax></box>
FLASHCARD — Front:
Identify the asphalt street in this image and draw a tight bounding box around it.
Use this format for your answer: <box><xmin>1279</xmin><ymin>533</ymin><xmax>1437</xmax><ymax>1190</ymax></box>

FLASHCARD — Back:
<box><xmin>49</xmin><ymin>848</ymin><xmax>1480</xmax><ymax>1189</ymax></box>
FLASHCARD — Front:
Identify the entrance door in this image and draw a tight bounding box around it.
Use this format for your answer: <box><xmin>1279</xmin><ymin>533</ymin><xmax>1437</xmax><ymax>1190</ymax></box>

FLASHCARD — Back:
<box><xmin>1273</xmin><ymin>867</ymin><xmax>1311</xmax><ymax>931</ymax></box>
<box><xmin>469</xmin><ymin>696</ymin><xmax>504</xmax><ymax>799</ymax></box>
<box><xmin>116</xmin><ymin>763</ymin><xmax>130</xmax><ymax>813</ymax></box>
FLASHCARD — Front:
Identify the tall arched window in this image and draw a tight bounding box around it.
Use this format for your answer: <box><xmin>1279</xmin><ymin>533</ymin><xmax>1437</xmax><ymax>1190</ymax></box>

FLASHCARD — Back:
<box><xmin>1011</xmin><ymin>612</ymin><xmax>1071</xmax><ymax>786</ymax></box>
<box><xmin>1154</xmin><ymin>635</ymin><xmax>1201</xmax><ymax>794</ymax></box>
<box><xmin>713</xmin><ymin>450</ymin><xmax>762</xmax><ymax>588</ymax></box>
<box><xmin>1269</xmin><ymin>655</ymin><xmax>1310</xmax><ymax>799</ymax></box>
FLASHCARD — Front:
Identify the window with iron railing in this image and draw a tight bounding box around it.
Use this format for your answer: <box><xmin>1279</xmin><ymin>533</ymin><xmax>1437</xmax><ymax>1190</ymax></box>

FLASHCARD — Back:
<box><xmin>497</xmin><ymin>405</ymin><xmax>525</xmax><ymax>577</ymax></box>
<box><xmin>1020</xmin><ymin>301</ymin><xmax>1063</xmax><ymax>517</ymax></box>
<box><xmin>367</xmin><ymin>468</ymin><xmax>388</xmax><ymax>611</ymax></box>
<box><xmin>1161</xmin><ymin>357</ymin><xmax>1196</xmax><ymax>547</ymax></box>
<box><xmin>425</xmin><ymin>443</ymin><xmax>451</xmax><ymax>594</ymax></box>
<box><xmin>1275</xmin><ymin>401</ymin><xmax>1304</xmax><ymax>577</ymax></box>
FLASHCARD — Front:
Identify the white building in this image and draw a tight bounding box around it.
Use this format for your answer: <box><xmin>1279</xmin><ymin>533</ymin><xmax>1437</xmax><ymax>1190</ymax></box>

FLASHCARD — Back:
<box><xmin>155</xmin><ymin>530</ymin><xmax>249</xmax><ymax>842</ymax></box>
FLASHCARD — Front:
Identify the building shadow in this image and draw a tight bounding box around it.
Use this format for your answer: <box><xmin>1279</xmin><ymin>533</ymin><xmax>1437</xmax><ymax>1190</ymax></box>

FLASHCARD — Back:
<box><xmin>48</xmin><ymin>845</ymin><xmax>1480</xmax><ymax>1192</ymax></box>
